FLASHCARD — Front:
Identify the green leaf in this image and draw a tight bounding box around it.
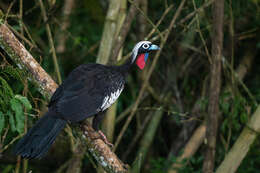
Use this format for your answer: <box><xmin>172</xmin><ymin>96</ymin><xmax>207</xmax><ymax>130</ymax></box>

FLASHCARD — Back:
<box><xmin>7</xmin><ymin>111</ymin><xmax>16</xmax><ymax>132</ymax></box>
<box><xmin>14</xmin><ymin>95</ymin><xmax>32</xmax><ymax>110</ymax></box>
<box><xmin>10</xmin><ymin>98</ymin><xmax>24</xmax><ymax>134</ymax></box>
<box><xmin>0</xmin><ymin>76</ymin><xmax>14</xmax><ymax>97</ymax></box>
<box><xmin>0</xmin><ymin>111</ymin><xmax>5</xmax><ymax>134</ymax></box>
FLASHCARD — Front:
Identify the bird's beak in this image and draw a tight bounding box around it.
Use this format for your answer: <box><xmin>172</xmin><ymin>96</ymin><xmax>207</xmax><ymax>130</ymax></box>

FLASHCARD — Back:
<box><xmin>149</xmin><ymin>44</ymin><xmax>160</xmax><ymax>51</ymax></box>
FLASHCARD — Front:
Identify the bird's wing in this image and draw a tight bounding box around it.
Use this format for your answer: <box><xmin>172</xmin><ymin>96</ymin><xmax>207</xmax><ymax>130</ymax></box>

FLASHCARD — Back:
<box><xmin>51</xmin><ymin>64</ymin><xmax>124</xmax><ymax>122</ymax></box>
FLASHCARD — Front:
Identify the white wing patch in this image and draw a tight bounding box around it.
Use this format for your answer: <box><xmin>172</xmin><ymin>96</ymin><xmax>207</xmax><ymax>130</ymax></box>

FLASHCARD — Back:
<box><xmin>101</xmin><ymin>87</ymin><xmax>124</xmax><ymax>111</ymax></box>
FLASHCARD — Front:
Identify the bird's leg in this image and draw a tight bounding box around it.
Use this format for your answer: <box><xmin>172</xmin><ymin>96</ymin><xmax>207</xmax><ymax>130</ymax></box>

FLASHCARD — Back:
<box><xmin>93</xmin><ymin>112</ymin><xmax>114</xmax><ymax>148</ymax></box>
<box><xmin>97</xmin><ymin>130</ymin><xmax>113</xmax><ymax>148</ymax></box>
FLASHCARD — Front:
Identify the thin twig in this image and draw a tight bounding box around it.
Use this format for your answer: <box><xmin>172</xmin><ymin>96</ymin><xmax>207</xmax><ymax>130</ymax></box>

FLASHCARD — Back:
<box><xmin>192</xmin><ymin>0</ymin><xmax>212</xmax><ymax>64</ymax></box>
<box><xmin>145</xmin><ymin>4</ymin><xmax>174</xmax><ymax>40</ymax></box>
<box><xmin>22</xmin><ymin>22</ymin><xmax>39</xmax><ymax>50</ymax></box>
<box><xmin>116</xmin><ymin>94</ymin><xmax>148</xmax><ymax>124</ymax></box>
<box><xmin>7</xmin><ymin>23</ymin><xmax>40</xmax><ymax>52</ymax></box>
<box><xmin>4</xmin><ymin>0</ymin><xmax>16</xmax><ymax>23</ymax></box>
<box><xmin>178</xmin><ymin>0</ymin><xmax>214</xmax><ymax>25</ymax></box>
<box><xmin>19</xmin><ymin>0</ymin><xmax>24</xmax><ymax>39</ymax></box>
<box><xmin>129</xmin><ymin>0</ymin><xmax>163</xmax><ymax>40</ymax></box>
<box><xmin>223</xmin><ymin>58</ymin><xmax>258</xmax><ymax>106</ymax></box>
<box><xmin>0</xmin><ymin>133</ymin><xmax>24</xmax><ymax>153</ymax></box>
<box><xmin>38</xmin><ymin>0</ymin><xmax>62</xmax><ymax>84</ymax></box>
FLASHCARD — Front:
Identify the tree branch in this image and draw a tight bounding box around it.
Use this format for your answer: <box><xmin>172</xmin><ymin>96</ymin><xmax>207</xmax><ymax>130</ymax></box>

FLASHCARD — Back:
<box><xmin>0</xmin><ymin>22</ymin><xmax>127</xmax><ymax>173</ymax></box>
<box><xmin>0</xmin><ymin>21</ymin><xmax>57</xmax><ymax>99</ymax></box>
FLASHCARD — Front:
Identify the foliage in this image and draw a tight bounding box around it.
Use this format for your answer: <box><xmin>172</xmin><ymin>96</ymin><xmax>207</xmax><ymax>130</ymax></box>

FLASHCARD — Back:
<box><xmin>0</xmin><ymin>66</ymin><xmax>32</xmax><ymax>138</ymax></box>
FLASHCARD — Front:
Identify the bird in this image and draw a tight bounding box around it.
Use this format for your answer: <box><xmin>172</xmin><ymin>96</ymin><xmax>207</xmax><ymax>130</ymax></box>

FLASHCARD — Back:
<box><xmin>13</xmin><ymin>41</ymin><xmax>160</xmax><ymax>159</ymax></box>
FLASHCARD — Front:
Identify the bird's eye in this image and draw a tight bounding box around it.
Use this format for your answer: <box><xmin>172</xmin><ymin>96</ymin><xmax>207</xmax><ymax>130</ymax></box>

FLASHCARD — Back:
<box><xmin>142</xmin><ymin>43</ymin><xmax>149</xmax><ymax>49</ymax></box>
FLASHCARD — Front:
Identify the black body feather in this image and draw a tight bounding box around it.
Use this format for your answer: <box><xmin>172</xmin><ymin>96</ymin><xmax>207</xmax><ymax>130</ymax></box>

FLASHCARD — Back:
<box><xmin>51</xmin><ymin>64</ymin><xmax>126</xmax><ymax>122</ymax></box>
<box><xmin>14</xmin><ymin>41</ymin><xmax>158</xmax><ymax>159</ymax></box>
<box><xmin>13</xmin><ymin>109</ymin><xmax>66</xmax><ymax>159</ymax></box>
<box><xmin>14</xmin><ymin>64</ymin><xmax>127</xmax><ymax>159</ymax></box>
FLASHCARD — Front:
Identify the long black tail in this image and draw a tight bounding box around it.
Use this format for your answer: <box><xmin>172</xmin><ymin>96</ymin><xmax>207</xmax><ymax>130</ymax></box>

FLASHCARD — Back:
<box><xmin>13</xmin><ymin>110</ymin><xmax>66</xmax><ymax>159</ymax></box>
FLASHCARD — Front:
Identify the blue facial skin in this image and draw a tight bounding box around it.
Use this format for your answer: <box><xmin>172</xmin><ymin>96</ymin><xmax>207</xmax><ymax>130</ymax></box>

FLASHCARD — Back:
<box><xmin>144</xmin><ymin>53</ymin><xmax>149</xmax><ymax>62</ymax></box>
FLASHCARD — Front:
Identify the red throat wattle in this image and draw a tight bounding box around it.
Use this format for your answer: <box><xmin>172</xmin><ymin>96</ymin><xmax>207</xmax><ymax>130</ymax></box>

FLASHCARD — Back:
<box><xmin>136</xmin><ymin>54</ymin><xmax>146</xmax><ymax>70</ymax></box>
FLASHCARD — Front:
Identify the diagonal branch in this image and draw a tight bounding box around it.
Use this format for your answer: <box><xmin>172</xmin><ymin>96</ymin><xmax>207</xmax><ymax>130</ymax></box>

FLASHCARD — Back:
<box><xmin>0</xmin><ymin>22</ymin><xmax>127</xmax><ymax>173</ymax></box>
<box><xmin>38</xmin><ymin>0</ymin><xmax>62</xmax><ymax>84</ymax></box>
<box><xmin>0</xmin><ymin>21</ymin><xmax>57</xmax><ymax>99</ymax></box>
<box><xmin>216</xmin><ymin>106</ymin><xmax>260</xmax><ymax>173</ymax></box>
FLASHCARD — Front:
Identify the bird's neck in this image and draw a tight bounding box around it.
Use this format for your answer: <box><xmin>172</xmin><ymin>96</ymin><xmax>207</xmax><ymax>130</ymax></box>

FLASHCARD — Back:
<box><xmin>117</xmin><ymin>55</ymin><xmax>135</xmax><ymax>75</ymax></box>
<box><xmin>118</xmin><ymin>59</ymin><xmax>131</xmax><ymax>74</ymax></box>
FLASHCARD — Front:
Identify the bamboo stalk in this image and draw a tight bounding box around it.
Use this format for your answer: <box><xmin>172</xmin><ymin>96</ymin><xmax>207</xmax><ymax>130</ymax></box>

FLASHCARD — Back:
<box><xmin>96</xmin><ymin>0</ymin><xmax>121</xmax><ymax>64</ymax></box>
<box><xmin>130</xmin><ymin>88</ymin><xmax>170</xmax><ymax>172</ymax></box>
<box><xmin>216</xmin><ymin>106</ymin><xmax>260</xmax><ymax>173</ymax></box>
<box><xmin>131</xmin><ymin>109</ymin><xmax>164</xmax><ymax>173</ymax></box>
<box><xmin>122</xmin><ymin>113</ymin><xmax>151</xmax><ymax>161</ymax></box>
<box><xmin>168</xmin><ymin>123</ymin><xmax>206</xmax><ymax>173</ymax></box>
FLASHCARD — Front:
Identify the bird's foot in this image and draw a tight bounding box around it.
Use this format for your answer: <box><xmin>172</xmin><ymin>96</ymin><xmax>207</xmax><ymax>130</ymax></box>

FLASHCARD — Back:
<box><xmin>98</xmin><ymin>130</ymin><xmax>114</xmax><ymax>148</ymax></box>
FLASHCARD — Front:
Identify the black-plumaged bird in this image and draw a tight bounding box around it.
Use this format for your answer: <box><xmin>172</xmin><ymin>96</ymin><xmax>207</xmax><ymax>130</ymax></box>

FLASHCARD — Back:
<box><xmin>14</xmin><ymin>41</ymin><xmax>159</xmax><ymax>159</ymax></box>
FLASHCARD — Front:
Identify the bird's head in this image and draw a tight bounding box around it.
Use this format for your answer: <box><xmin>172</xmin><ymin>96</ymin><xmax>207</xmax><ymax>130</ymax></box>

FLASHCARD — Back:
<box><xmin>131</xmin><ymin>41</ymin><xmax>160</xmax><ymax>70</ymax></box>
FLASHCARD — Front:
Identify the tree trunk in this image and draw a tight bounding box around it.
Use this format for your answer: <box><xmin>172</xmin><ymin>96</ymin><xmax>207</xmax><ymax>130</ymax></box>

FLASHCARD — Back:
<box><xmin>202</xmin><ymin>0</ymin><xmax>224</xmax><ymax>172</ymax></box>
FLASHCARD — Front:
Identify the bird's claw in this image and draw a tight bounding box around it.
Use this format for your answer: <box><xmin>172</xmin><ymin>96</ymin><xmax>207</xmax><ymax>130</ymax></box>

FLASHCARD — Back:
<box><xmin>98</xmin><ymin>130</ymin><xmax>114</xmax><ymax>148</ymax></box>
